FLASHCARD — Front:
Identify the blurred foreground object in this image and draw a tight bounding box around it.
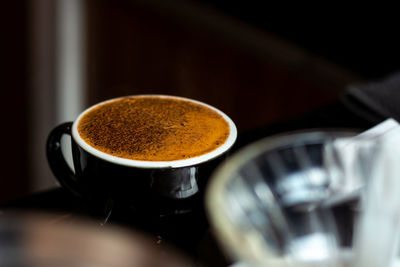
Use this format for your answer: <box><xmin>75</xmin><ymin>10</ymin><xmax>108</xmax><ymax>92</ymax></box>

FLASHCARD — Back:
<box><xmin>0</xmin><ymin>212</ymin><xmax>192</xmax><ymax>267</ymax></box>
<box><xmin>206</xmin><ymin>119</ymin><xmax>400</xmax><ymax>266</ymax></box>
<box><xmin>206</xmin><ymin>130</ymin><xmax>355</xmax><ymax>266</ymax></box>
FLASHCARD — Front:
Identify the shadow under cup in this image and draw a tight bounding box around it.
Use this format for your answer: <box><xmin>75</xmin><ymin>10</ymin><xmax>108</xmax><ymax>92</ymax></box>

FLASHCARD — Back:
<box><xmin>46</xmin><ymin>96</ymin><xmax>237</xmax><ymax>215</ymax></box>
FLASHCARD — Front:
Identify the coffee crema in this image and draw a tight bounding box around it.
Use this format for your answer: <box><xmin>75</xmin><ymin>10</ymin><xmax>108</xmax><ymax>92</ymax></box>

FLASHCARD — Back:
<box><xmin>77</xmin><ymin>96</ymin><xmax>230</xmax><ymax>161</ymax></box>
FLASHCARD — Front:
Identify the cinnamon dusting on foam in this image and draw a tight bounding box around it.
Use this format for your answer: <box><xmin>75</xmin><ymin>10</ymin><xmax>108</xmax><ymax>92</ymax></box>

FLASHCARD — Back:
<box><xmin>77</xmin><ymin>96</ymin><xmax>230</xmax><ymax>161</ymax></box>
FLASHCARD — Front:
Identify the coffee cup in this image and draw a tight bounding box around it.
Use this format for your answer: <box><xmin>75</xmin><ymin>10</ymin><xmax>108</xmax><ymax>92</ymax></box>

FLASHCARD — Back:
<box><xmin>46</xmin><ymin>95</ymin><xmax>237</xmax><ymax>215</ymax></box>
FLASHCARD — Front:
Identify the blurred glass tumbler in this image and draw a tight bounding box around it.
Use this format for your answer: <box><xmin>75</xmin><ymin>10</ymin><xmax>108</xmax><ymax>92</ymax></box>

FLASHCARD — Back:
<box><xmin>206</xmin><ymin>131</ymin><xmax>360</xmax><ymax>266</ymax></box>
<box><xmin>46</xmin><ymin>95</ymin><xmax>237</xmax><ymax>214</ymax></box>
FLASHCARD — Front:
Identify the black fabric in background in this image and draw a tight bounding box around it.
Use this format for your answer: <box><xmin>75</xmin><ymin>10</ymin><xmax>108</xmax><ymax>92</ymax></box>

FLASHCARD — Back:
<box><xmin>343</xmin><ymin>72</ymin><xmax>400</xmax><ymax>124</ymax></box>
<box><xmin>236</xmin><ymin>71</ymin><xmax>400</xmax><ymax>150</ymax></box>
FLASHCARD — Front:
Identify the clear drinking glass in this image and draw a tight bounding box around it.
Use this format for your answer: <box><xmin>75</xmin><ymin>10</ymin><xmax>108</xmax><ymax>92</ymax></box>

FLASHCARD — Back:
<box><xmin>206</xmin><ymin>131</ymin><xmax>360</xmax><ymax>267</ymax></box>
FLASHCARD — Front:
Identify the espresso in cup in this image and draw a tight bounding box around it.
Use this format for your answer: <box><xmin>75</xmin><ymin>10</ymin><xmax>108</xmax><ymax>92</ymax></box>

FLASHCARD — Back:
<box><xmin>47</xmin><ymin>95</ymin><xmax>236</xmax><ymax>214</ymax></box>
<box><xmin>77</xmin><ymin>96</ymin><xmax>230</xmax><ymax>161</ymax></box>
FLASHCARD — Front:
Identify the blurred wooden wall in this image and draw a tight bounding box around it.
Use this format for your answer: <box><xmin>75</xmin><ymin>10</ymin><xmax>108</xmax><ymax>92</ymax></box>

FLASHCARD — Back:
<box><xmin>86</xmin><ymin>0</ymin><xmax>361</xmax><ymax>133</ymax></box>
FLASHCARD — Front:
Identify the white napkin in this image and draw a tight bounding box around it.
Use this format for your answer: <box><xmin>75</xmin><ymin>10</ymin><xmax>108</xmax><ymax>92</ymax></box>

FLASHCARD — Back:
<box><xmin>352</xmin><ymin>122</ymin><xmax>400</xmax><ymax>267</ymax></box>
<box><xmin>322</xmin><ymin>118</ymin><xmax>400</xmax><ymax>207</ymax></box>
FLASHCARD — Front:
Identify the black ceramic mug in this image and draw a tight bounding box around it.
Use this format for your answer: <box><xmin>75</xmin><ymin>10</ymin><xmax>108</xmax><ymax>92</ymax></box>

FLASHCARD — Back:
<box><xmin>46</xmin><ymin>95</ymin><xmax>237</xmax><ymax>215</ymax></box>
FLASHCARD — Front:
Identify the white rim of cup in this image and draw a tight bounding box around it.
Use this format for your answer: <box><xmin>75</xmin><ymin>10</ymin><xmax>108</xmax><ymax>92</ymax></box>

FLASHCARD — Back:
<box><xmin>72</xmin><ymin>94</ymin><xmax>237</xmax><ymax>169</ymax></box>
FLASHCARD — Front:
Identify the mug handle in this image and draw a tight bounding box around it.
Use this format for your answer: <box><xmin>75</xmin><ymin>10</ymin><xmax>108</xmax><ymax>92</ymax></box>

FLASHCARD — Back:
<box><xmin>46</xmin><ymin>122</ymin><xmax>82</xmax><ymax>197</ymax></box>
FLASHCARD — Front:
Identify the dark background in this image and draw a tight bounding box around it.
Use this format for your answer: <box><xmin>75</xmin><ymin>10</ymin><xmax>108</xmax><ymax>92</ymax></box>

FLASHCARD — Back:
<box><xmin>3</xmin><ymin>1</ymin><xmax>29</xmax><ymax>202</ymax></box>
<box><xmin>192</xmin><ymin>2</ymin><xmax>399</xmax><ymax>79</ymax></box>
<box><xmin>2</xmin><ymin>1</ymin><xmax>399</xmax><ymax>203</ymax></box>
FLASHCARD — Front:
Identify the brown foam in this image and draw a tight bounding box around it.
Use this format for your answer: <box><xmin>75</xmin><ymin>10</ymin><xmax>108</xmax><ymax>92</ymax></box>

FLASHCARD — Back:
<box><xmin>77</xmin><ymin>96</ymin><xmax>230</xmax><ymax>161</ymax></box>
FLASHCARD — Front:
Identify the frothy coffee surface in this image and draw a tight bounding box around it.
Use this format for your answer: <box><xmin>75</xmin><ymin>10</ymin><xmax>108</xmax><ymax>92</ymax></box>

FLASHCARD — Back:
<box><xmin>78</xmin><ymin>96</ymin><xmax>230</xmax><ymax>161</ymax></box>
